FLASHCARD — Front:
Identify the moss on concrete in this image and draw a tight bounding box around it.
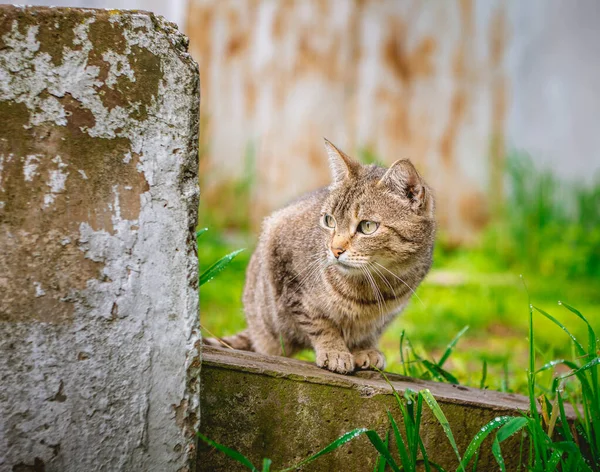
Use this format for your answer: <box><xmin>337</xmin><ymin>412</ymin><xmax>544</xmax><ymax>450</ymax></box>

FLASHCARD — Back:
<box><xmin>199</xmin><ymin>347</ymin><xmax>531</xmax><ymax>471</ymax></box>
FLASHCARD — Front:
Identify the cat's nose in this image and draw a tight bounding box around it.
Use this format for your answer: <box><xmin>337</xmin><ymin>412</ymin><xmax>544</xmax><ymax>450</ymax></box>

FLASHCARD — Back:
<box><xmin>332</xmin><ymin>247</ymin><xmax>346</xmax><ymax>259</ymax></box>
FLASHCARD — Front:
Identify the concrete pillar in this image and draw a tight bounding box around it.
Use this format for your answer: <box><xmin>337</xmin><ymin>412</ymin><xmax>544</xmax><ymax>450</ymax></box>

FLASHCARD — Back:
<box><xmin>0</xmin><ymin>6</ymin><xmax>200</xmax><ymax>471</ymax></box>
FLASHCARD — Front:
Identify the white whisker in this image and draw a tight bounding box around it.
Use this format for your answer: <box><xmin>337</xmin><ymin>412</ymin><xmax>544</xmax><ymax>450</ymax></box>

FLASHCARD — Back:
<box><xmin>289</xmin><ymin>253</ymin><xmax>323</xmax><ymax>283</ymax></box>
<box><xmin>373</xmin><ymin>261</ymin><xmax>425</xmax><ymax>307</ymax></box>
<box><xmin>361</xmin><ymin>266</ymin><xmax>384</xmax><ymax>317</ymax></box>
<box><xmin>369</xmin><ymin>263</ymin><xmax>397</xmax><ymax>302</ymax></box>
<box><xmin>291</xmin><ymin>256</ymin><xmax>327</xmax><ymax>296</ymax></box>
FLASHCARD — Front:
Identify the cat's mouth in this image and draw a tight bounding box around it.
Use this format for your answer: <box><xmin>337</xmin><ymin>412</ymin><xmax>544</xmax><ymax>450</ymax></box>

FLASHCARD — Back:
<box><xmin>332</xmin><ymin>260</ymin><xmax>365</xmax><ymax>274</ymax></box>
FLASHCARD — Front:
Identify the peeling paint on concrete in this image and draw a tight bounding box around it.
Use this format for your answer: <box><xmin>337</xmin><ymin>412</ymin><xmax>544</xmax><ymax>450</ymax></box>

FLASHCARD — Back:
<box><xmin>43</xmin><ymin>155</ymin><xmax>69</xmax><ymax>208</ymax></box>
<box><xmin>0</xmin><ymin>5</ymin><xmax>200</xmax><ymax>471</ymax></box>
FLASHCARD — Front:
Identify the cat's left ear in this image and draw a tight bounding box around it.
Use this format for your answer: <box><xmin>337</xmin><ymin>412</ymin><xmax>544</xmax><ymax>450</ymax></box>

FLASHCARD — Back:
<box><xmin>323</xmin><ymin>138</ymin><xmax>359</xmax><ymax>184</ymax></box>
<box><xmin>378</xmin><ymin>159</ymin><xmax>430</xmax><ymax>213</ymax></box>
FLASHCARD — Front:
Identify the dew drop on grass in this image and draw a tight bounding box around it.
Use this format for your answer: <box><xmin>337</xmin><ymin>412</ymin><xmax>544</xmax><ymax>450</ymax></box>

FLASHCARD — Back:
<box><xmin>558</xmin><ymin>300</ymin><xmax>562</xmax><ymax>305</ymax></box>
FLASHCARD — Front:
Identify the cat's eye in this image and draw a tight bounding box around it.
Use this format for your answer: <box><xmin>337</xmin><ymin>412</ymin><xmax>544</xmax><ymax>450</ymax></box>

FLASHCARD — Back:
<box><xmin>323</xmin><ymin>214</ymin><xmax>336</xmax><ymax>228</ymax></box>
<box><xmin>358</xmin><ymin>220</ymin><xmax>379</xmax><ymax>235</ymax></box>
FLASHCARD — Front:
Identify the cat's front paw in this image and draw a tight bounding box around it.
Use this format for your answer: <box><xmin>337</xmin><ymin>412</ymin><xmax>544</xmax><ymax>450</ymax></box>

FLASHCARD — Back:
<box><xmin>316</xmin><ymin>349</ymin><xmax>355</xmax><ymax>374</ymax></box>
<box><xmin>353</xmin><ymin>349</ymin><xmax>386</xmax><ymax>370</ymax></box>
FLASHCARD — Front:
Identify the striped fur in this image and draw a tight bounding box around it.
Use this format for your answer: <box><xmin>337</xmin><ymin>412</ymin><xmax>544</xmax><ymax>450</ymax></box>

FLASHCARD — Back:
<box><xmin>205</xmin><ymin>139</ymin><xmax>436</xmax><ymax>374</ymax></box>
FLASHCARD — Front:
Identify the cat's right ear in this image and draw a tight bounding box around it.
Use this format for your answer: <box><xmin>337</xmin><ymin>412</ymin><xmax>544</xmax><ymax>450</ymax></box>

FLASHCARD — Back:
<box><xmin>378</xmin><ymin>159</ymin><xmax>430</xmax><ymax>213</ymax></box>
<box><xmin>323</xmin><ymin>138</ymin><xmax>359</xmax><ymax>184</ymax></box>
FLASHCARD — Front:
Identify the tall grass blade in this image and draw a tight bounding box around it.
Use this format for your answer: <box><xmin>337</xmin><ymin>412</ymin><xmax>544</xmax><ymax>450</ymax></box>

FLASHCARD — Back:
<box><xmin>420</xmin><ymin>389</ymin><xmax>464</xmax><ymax>471</ymax></box>
<box><xmin>480</xmin><ymin>360</ymin><xmax>488</xmax><ymax>389</ymax></box>
<box><xmin>562</xmin><ymin>357</ymin><xmax>600</xmax><ymax>379</ymax></box>
<box><xmin>491</xmin><ymin>437</ymin><xmax>506</xmax><ymax>472</ymax></box>
<box><xmin>261</xmin><ymin>458</ymin><xmax>271</xmax><ymax>472</ymax></box>
<box><xmin>400</xmin><ymin>330</ymin><xmax>408</xmax><ymax>376</ymax></box>
<box><xmin>421</xmin><ymin>360</ymin><xmax>459</xmax><ymax>384</ymax></box>
<box><xmin>365</xmin><ymin>430</ymin><xmax>401</xmax><ymax>472</ymax></box>
<box><xmin>412</xmin><ymin>394</ymin><xmax>424</xmax><ymax>468</ymax></box>
<box><xmin>438</xmin><ymin>326</ymin><xmax>469</xmax><ymax>367</ymax></box>
<box><xmin>373</xmin><ymin>432</ymin><xmax>389</xmax><ymax>472</ymax></box>
<box><xmin>196</xmin><ymin>227</ymin><xmax>208</xmax><ymax>238</ymax></box>
<box><xmin>387</xmin><ymin>411</ymin><xmax>410</xmax><ymax>472</ymax></box>
<box><xmin>560</xmin><ymin>302</ymin><xmax>597</xmax><ymax>357</ymax></box>
<box><xmin>545</xmin><ymin>448</ymin><xmax>563</xmax><ymax>472</ymax></box>
<box><xmin>197</xmin><ymin>433</ymin><xmax>257</xmax><ymax>471</ymax></box>
<box><xmin>458</xmin><ymin>416</ymin><xmax>514</xmax><ymax>469</ymax></box>
<box><xmin>199</xmin><ymin>249</ymin><xmax>244</xmax><ymax>286</ymax></box>
<box><xmin>532</xmin><ymin>306</ymin><xmax>586</xmax><ymax>357</ymax></box>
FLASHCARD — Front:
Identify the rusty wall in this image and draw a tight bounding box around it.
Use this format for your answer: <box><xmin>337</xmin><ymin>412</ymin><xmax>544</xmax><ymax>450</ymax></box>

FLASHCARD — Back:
<box><xmin>186</xmin><ymin>0</ymin><xmax>507</xmax><ymax>241</ymax></box>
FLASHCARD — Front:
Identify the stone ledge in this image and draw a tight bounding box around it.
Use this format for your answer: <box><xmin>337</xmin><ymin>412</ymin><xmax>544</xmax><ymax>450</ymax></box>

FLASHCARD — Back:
<box><xmin>199</xmin><ymin>346</ymin><xmax>567</xmax><ymax>471</ymax></box>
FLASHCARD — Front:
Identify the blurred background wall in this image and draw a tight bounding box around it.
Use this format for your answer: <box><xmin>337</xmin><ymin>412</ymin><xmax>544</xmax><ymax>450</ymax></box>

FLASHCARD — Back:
<box><xmin>8</xmin><ymin>0</ymin><xmax>600</xmax><ymax>242</ymax></box>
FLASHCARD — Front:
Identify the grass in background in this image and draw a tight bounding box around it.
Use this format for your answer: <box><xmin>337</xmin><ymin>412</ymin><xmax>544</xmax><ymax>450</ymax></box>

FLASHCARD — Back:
<box><xmin>198</xmin><ymin>153</ymin><xmax>600</xmax><ymax>394</ymax></box>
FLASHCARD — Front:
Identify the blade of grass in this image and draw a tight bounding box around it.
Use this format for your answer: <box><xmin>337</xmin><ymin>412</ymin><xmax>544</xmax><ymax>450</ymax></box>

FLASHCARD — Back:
<box><xmin>480</xmin><ymin>360</ymin><xmax>488</xmax><ymax>389</ymax></box>
<box><xmin>197</xmin><ymin>433</ymin><xmax>257</xmax><ymax>471</ymax></box>
<box><xmin>420</xmin><ymin>389</ymin><xmax>464</xmax><ymax>471</ymax></box>
<box><xmin>279</xmin><ymin>428</ymin><xmax>368</xmax><ymax>472</ymax></box>
<box><xmin>374</xmin><ymin>431</ymin><xmax>389</xmax><ymax>472</ymax></box>
<box><xmin>400</xmin><ymin>329</ymin><xmax>408</xmax><ymax>376</ymax></box>
<box><xmin>532</xmin><ymin>305</ymin><xmax>586</xmax><ymax>357</ymax></box>
<box><xmin>261</xmin><ymin>458</ymin><xmax>271</xmax><ymax>472</ymax></box>
<box><xmin>199</xmin><ymin>248</ymin><xmax>244</xmax><ymax>286</ymax></box>
<box><xmin>438</xmin><ymin>326</ymin><xmax>469</xmax><ymax>367</ymax></box>
<box><xmin>195</xmin><ymin>227</ymin><xmax>208</xmax><ymax>238</ymax></box>
<box><xmin>365</xmin><ymin>430</ymin><xmax>401</xmax><ymax>472</ymax></box>
<box><xmin>421</xmin><ymin>360</ymin><xmax>459</xmax><ymax>384</ymax></box>
<box><xmin>387</xmin><ymin>411</ymin><xmax>411</xmax><ymax>472</ymax></box>
<box><xmin>561</xmin><ymin>358</ymin><xmax>599</xmax><ymax>383</ymax></box>
<box><xmin>559</xmin><ymin>301</ymin><xmax>597</xmax><ymax>358</ymax></box>
<box><xmin>491</xmin><ymin>437</ymin><xmax>506</xmax><ymax>472</ymax></box>
<box><xmin>458</xmin><ymin>416</ymin><xmax>516</xmax><ymax>469</ymax></box>
<box><xmin>412</xmin><ymin>393</ymin><xmax>424</xmax><ymax>467</ymax></box>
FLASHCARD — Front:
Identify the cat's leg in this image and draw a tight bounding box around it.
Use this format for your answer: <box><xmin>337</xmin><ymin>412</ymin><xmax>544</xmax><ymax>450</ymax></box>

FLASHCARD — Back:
<box><xmin>300</xmin><ymin>316</ymin><xmax>354</xmax><ymax>374</ymax></box>
<box><xmin>351</xmin><ymin>337</ymin><xmax>386</xmax><ymax>370</ymax></box>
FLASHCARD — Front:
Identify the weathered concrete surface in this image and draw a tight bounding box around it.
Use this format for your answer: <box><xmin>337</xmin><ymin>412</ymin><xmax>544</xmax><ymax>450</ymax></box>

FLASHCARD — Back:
<box><xmin>199</xmin><ymin>346</ymin><xmax>570</xmax><ymax>471</ymax></box>
<box><xmin>0</xmin><ymin>6</ymin><xmax>200</xmax><ymax>471</ymax></box>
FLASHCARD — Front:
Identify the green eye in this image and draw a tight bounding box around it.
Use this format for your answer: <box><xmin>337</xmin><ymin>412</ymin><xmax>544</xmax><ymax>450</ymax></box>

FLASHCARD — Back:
<box><xmin>323</xmin><ymin>214</ymin><xmax>336</xmax><ymax>228</ymax></box>
<box><xmin>358</xmin><ymin>220</ymin><xmax>379</xmax><ymax>235</ymax></box>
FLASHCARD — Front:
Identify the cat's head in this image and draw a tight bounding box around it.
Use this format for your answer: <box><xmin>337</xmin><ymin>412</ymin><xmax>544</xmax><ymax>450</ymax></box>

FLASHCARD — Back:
<box><xmin>319</xmin><ymin>138</ymin><xmax>435</xmax><ymax>274</ymax></box>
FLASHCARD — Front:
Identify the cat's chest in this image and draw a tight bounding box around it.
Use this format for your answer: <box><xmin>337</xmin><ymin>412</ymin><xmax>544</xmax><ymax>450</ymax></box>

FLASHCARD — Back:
<box><xmin>316</xmin><ymin>288</ymin><xmax>409</xmax><ymax>339</ymax></box>
<box><xmin>318</xmin><ymin>272</ymin><xmax>410</xmax><ymax>319</ymax></box>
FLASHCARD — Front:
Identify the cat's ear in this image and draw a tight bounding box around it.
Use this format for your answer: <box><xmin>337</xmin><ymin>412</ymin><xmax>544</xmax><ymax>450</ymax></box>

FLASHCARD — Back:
<box><xmin>378</xmin><ymin>159</ymin><xmax>428</xmax><ymax>211</ymax></box>
<box><xmin>323</xmin><ymin>138</ymin><xmax>359</xmax><ymax>183</ymax></box>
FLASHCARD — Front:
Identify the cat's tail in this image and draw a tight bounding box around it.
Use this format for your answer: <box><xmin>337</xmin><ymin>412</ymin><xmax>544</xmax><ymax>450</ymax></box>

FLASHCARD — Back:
<box><xmin>203</xmin><ymin>329</ymin><xmax>254</xmax><ymax>351</ymax></box>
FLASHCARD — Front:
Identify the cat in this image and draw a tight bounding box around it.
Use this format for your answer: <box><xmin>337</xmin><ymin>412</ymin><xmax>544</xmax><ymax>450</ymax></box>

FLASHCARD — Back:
<box><xmin>204</xmin><ymin>138</ymin><xmax>436</xmax><ymax>374</ymax></box>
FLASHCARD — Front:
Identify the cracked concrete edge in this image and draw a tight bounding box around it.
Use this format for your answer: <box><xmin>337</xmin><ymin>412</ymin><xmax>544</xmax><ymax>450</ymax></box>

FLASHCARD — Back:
<box><xmin>202</xmin><ymin>346</ymin><xmax>537</xmax><ymax>412</ymax></box>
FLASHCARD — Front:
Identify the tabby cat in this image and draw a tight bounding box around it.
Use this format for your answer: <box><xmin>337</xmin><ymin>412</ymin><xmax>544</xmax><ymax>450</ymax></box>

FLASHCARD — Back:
<box><xmin>205</xmin><ymin>139</ymin><xmax>435</xmax><ymax>374</ymax></box>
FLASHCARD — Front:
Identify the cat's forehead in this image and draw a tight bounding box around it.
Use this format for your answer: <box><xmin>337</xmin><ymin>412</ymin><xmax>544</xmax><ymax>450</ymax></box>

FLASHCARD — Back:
<box><xmin>326</xmin><ymin>176</ymin><xmax>401</xmax><ymax>218</ymax></box>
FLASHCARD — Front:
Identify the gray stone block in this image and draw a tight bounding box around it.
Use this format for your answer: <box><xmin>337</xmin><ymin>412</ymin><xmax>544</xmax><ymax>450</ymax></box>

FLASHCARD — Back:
<box><xmin>0</xmin><ymin>6</ymin><xmax>200</xmax><ymax>471</ymax></box>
